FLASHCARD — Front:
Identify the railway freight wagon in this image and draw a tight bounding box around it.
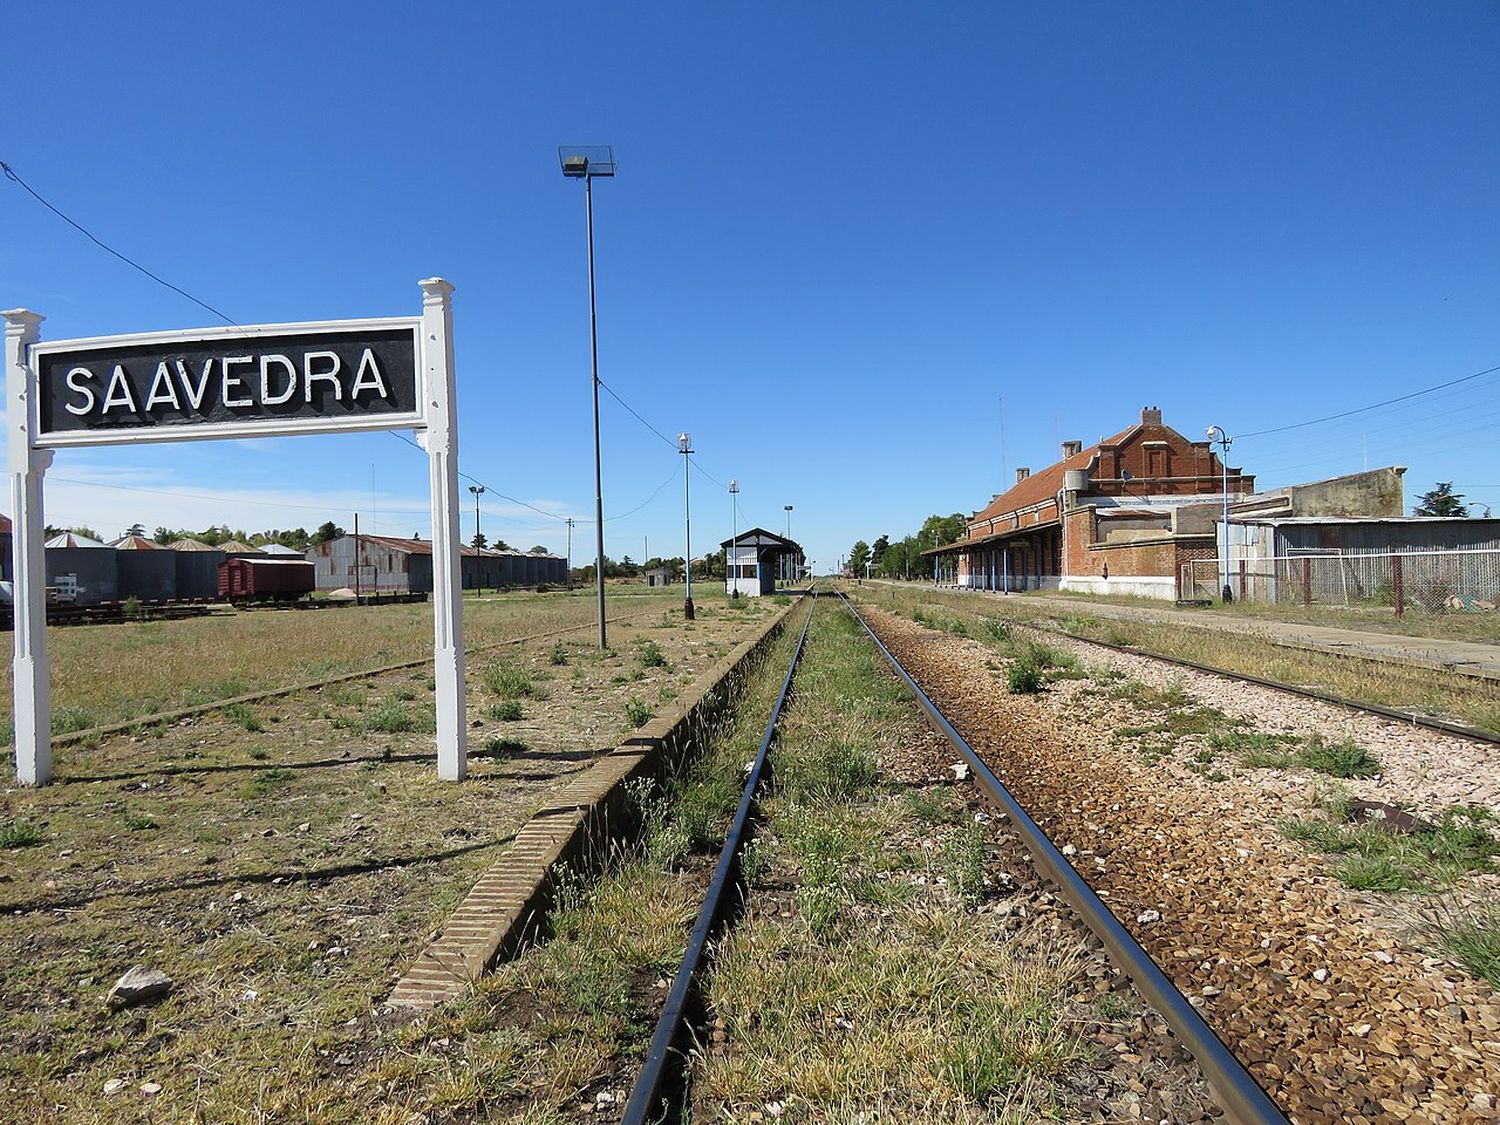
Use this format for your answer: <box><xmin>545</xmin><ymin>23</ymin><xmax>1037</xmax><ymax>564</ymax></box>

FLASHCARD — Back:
<box><xmin>218</xmin><ymin>558</ymin><xmax>316</xmax><ymax>603</ymax></box>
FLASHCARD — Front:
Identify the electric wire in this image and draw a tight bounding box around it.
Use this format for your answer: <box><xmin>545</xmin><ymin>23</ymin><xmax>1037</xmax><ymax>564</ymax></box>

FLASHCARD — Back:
<box><xmin>1237</xmin><ymin>362</ymin><xmax>1500</xmax><ymax>439</ymax></box>
<box><xmin>8</xmin><ymin>156</ymin><xmax>763</xmax><ymax>548</ymax></box>
<box><xmin>1</xmin><ymin>159</ymin><xmax>238</xmax><ymax>327</ymax></box>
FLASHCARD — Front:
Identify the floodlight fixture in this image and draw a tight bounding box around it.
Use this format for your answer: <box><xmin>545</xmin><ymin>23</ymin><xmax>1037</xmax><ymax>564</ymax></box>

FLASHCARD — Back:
<box><xmin>558</xmin><ymin>146</ymin><xmax>617</xmax><ymax>178</ymax></box>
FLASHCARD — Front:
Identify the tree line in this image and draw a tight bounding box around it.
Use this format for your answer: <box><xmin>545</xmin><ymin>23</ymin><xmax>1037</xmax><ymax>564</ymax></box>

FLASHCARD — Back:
<box><xmin>846</xmin><ymin>513</ymin><xmax>966</xmax><ymax>579</ymax></box>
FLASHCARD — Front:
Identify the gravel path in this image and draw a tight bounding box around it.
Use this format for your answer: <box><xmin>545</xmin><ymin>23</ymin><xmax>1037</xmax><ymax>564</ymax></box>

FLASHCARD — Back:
<box><xmin>863</xmin><ymin>605</ymin><xmax>1500</xmax><ymax>1125</ymax></box>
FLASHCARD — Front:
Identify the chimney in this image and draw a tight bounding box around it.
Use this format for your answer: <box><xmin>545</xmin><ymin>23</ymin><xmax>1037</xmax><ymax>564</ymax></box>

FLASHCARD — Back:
<box><xmin>1141</xmin><ymin>405</ymin><xmax>1162</xmax><ymax>426</ymax></box>
<box><xmin>1015</xmin><ymin>467</ymin><xmax>1030</xmax><ymax>483</ymax></box>
<box><xmin>1061</xmin><ymin>439</ymin><xmax>1082</xmax><ymax>459</ymax></box>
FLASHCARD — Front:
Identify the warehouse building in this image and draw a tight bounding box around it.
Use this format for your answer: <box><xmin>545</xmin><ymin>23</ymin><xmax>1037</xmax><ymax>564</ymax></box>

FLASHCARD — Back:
<box><xmin>309</xmin><ymin>534</ymin><xmax>566</xmax><ymax>593</ymax></box>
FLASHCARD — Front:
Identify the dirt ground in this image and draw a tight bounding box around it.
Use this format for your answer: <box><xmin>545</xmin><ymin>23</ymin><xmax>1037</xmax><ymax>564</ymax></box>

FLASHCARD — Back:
<box><xmin>0</xmin><ymin>591</ymin><xmax>778</xmax><ymax>1122</ymax></box>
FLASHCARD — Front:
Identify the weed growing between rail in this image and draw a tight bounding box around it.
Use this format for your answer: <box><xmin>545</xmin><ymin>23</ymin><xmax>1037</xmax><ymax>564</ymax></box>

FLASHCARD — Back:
<box><xmin>1279</xmin><ymin>799</ymin><xmax>1500</xmax><ymax>893</ymax></box>
<box><xmin>693</xmin><ymin>602</ymin><xmax>1095</xmax><ymax>1122</ymax></box>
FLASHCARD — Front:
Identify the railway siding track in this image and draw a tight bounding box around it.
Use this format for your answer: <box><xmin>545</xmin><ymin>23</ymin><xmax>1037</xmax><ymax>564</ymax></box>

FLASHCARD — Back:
<box><xmin>853</xmin><ymin>598</ymin><xmax>1500</xmax><ymax>1124</ymax></box>
<box><xmin>630</xmin><ymin>595</ymin><xmax>1228</xmax><ymax>1123</ymax></box>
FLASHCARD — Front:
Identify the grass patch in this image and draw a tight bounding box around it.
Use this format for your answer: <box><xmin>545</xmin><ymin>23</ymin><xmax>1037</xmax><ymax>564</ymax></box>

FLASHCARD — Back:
<box><xmin>1279</xmin><ymin>804</ymin><xmax>1498</xmax><ymax>891</ymax></box>
<box><xmin>490</xmin><ymin>700</ymin><xmax>525</xmax><ymax>722</ymax></box>
<box><xmin>636</xmin><ymin>640</ymin><xmax>668</xmax><ymax>668</ymax></box>
<box><xmin>242</xmin><ymin>767</ymin><xmax>296</xmax><ymax>797</ymax></box>
<box><xmin>363</xmin><ymin>699</ymin><xmax>419</xmax><ymax>733</ymax></box>
<box><xmin>624</xmin><ymin>698</ymin><xmax>653</xmax><ymax>729</ymax></box>
<box><xmin>223</xmin><ymin>702</ymin><xmax>263</xmax><ymax>732</ymax></box>
<box><xmin>484</xmin><ymin>662</ymin><xmax>536</xmax><ymax>699</ymax></box>
<box><xmin>0</xmin><ymin>818</ymin><xmax>45</xmax><ymax>848</ymax></box>
<box><xmin>1238</xmin><ymin>732</ymin><xmax>1381</xmax><ymax>778</ymax></box>
<box><xmin>1416</xmin><ymin>899</ymin><xmax>1500</xmax><ymax>989</ymax></box>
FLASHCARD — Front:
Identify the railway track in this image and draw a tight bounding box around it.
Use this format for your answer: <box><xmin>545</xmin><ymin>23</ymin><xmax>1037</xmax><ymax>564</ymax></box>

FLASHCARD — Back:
<box><xmin>48</xmin><ymin>605</ymin><xmax>662</xmax><ymax>749</ymax></box>
<box><xmin>844</xmin><ymin>593</ymin><xmax>1500</xmax><ymax>1124</ymax></box>
<box><xmin>621</xmin><ymin>591</ymin><xmax>1285</xmax><ymax>1125</ymax></box>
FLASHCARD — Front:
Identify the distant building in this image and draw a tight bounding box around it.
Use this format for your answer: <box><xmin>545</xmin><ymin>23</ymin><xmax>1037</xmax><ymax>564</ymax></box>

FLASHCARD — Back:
<box><xmin>309</xmin><ymin>534</ymin><xmax>567</xmax><ymax>593</ymax></box>
<box><xmin>925</xmin><ymin>407</ymin><xmax>1253</xmax><ymax>600</ymax></box>
<box><xmin>721</xmin><ymin>528</ymin><xmax>803</xmax><ymax>597</ymax></box>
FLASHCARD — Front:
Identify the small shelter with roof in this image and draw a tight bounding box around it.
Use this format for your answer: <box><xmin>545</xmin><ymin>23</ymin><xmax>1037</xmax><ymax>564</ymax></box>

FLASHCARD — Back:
<box><xmin>720</xmin><ymin>528</ymin><xmax>804</xmax><ymax>597</ymax></box>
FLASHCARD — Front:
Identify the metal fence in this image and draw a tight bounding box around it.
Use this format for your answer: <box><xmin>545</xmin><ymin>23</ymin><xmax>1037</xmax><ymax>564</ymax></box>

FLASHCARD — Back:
<box><xmin>1181</xmin><ymin>548</ymin><xmax>1500</xmax><ymax>615</ymax></box>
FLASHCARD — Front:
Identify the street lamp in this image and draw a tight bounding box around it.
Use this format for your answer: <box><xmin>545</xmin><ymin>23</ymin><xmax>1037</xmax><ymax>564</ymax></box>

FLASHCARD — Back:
<box><xmin>468</xmin><ymin>484</ymin><xmax>485</xmax><ymax>594</ymax></box>
<box><xmin>679</xmin><ymin>433</ymin><xmax>695</xmax><ymax>620</ymax></box>
<box><xmin>729</xmin><ymin>479</ymin><xmax>740</xmax><ymax>599</ymax></box>
<box><xmin>560</xmin><ymin>144</ymin><xmax>617</xmax><ymax>650</ymax></box>
<box><xmin>784</xmin><ymin>504</ymin><xmax>793</xmax><ymax>582</ymax></box>
<box><xmin>1206</xmin><ymin>425</ymin><xmax>1233</xmax><ymax>603</ymax></box>
<box><xmin>565</xmin><ymin>517</ymin><xmax>575</xmax><ymax>590</ymax></box>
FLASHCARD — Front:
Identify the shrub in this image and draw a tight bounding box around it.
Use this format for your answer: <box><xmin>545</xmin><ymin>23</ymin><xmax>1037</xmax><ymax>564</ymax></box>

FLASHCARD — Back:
<box><xmin>364</xmin><ymin>700</ymin><xmax>416</xmax><ymax>733</ymax></box>
<box><xmin>637</xmin><ymin>640</ymin><xmax>668</xmax><ymax>668</ymax></box>
<box><xmin>550</xmin><ymin>642</ymin><xmax>569</xmax><ymax>666</ymax></box>
<box><xmin>1007</xmin><ymin>658</ymin><xmax>1044</xmax><ymax>694</ymax></box>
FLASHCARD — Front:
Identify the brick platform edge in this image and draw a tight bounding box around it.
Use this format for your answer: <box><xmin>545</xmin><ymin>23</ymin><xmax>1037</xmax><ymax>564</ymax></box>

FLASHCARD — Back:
<box><xmin>384</xmin><ymin>595</ymin><xmax>804</xmax><ymax>1010</ymax></box>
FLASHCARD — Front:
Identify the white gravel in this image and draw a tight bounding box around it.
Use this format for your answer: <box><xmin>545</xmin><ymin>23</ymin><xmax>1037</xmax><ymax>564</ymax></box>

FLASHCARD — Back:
<box><xmin>1036</xmin><ymin>627</ymin><xmax>1500</xmax><ymax>820</ymax></box>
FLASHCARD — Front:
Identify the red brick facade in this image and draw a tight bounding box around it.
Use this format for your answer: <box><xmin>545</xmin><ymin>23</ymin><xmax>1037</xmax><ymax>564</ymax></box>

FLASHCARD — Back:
<box><xmin>934</xmin><ymin>407</ymin><xmax>1252</xmax><ymax>598</ymax></box>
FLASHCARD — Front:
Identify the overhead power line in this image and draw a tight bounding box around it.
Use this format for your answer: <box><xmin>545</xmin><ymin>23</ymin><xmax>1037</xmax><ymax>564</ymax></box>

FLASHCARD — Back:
<box><xmin>1239</xmin><ymin>362</ymin><xmax>1500</xmax><ymax>439</ymax></box>
<box><xmin>2</xmin><ymin>158</ymin><xmax>237</xmax><ymax>326</ymax></box>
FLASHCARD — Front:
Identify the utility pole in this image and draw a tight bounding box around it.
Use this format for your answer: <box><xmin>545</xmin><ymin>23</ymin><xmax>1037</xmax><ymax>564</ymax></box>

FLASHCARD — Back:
<box><xmin>565</xmin><ymin>517</ymin><xmax>575</xmax><ymax>589</ymax></box>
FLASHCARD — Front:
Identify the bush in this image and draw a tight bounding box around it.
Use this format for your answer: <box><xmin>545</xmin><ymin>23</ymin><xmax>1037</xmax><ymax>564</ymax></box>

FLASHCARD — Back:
<box><xmin>484</xmin><ymin>663</ymin><xmax>535</xmax><ymax>699</ymax></box>
<box><xmin>364</xmin><ymin>700</ymin><xmax>416</xmax><ymax>733</ymax></box>
<box><xmin>550</xmin><ymin>642</ymin><xmax>569</xmax><ymax>666</ymax></box>
<box><xmin>490</xmin><ymin>700</ymin><xmax>524</xmax><ymax>722</ymax></box>
<box><xmin>637</xmin><ymin>640</ymin><xmax>668</xmax><ymax>668</ymax></box>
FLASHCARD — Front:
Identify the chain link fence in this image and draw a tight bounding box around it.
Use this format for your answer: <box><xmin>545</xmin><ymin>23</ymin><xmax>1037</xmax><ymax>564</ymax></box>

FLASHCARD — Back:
<box><xmin>1181</xmin><ymin>548</ymin><xmax>1500</xmax><ymax>615</ymax></box>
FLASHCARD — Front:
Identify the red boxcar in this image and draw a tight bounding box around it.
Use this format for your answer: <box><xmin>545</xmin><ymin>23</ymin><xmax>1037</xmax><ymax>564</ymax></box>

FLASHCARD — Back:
<box><xmin>217</xmin><ymin>558</ymin><xmax>316</xmax><ymax>603</ymax></box>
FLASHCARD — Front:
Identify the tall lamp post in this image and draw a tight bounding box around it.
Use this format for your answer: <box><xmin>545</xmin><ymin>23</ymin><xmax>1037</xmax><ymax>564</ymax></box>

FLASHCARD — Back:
<box><xmin>679</xmin><ymin>433</ymin><xmax>695</xmax><ymax>620</ymax></box>
<box><xmin>468</xmin><ymin>484</ymin><xmax>485</xmax><ymax>593</ymax></box>
<box><xmin>565</xmin><ymin>517</ymin><xmax>575</xmax><ymax>590</ymax></box>
<box><xmin>783</xmin><ymin>504</ymin><xmax>794</xmax><ymax>581</ymax></box>
<box><xmin>729</xmin><ymin>479</ymin><xmax>740</xmax><ymax>599</ymax></box>
<box><xmin>1206</xmin><ymin>425</ymin><xmax>1233</xmax><ymax>603</ymax></box>
<box><xmin>560</xmin><ymin>144</ymin><xmax>616</xmax><ymax>649</ymax></box>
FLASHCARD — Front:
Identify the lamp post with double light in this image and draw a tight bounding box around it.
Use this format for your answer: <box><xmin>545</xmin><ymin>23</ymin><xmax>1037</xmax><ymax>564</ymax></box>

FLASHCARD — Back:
<box><xmin>1206</xmin><ymin>425</ymin><xmax>1233</xmax><ymax>603</ymax></box>
<box><xmin>468</xmin><ymin>484</ymin><xmax>485</xmax><ymax>593</ymax></box>
<box><xmin>729</xmin><ymin>479</ymin><xmax>740</xmax><ymax>599</ymax></box>
<box><xmin>559</xmin><ymin>144</ymin><xmax>616</xmax><ymax>649</ymax></box>
<box><xmin>679</xmin><ymin>433</ymin><xmax>695</xmax><ymax>620</ymax></box>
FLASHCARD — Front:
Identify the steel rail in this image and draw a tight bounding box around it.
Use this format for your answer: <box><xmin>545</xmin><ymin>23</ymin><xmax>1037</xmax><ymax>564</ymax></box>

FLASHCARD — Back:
<box><xmin>839</xmin><ymin>592</ymin><xmax>1289</xmax><ymax>1125</ymax></box>
<box><xmin>1027</xmin><ymin>624</ymin><xmax>1500</xmax><ymax>746</ymax></box>
<box><xmin>622</xmin><ymin>591</ymin><xmax>818</xmax><ymax>1125</ymax></box>
<box><xmin>893</xmin><ymin>583</ymin><xmax>1500</xmax><ymax>745</ymax></box>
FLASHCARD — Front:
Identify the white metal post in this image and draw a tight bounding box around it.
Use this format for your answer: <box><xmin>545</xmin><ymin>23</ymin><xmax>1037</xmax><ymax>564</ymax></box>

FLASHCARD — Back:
<box><xmin>418</xmin><ymin>279</ymin><xmax>467</xmax><ymax>780</ymax></box>
<box><xmin>5</xmin><ymin>309</ymin><xmax>52</xmax><ymax>785</ymax></box>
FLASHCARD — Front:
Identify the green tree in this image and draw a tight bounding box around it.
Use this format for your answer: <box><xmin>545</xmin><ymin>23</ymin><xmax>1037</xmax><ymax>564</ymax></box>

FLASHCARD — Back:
<box><xmin>1413</xmin><ymin>482</ymin><xmax>1468</xmax><ymax>517</ymax></box>
<box><xmin>124</xmin><ymin>522</ymin><xmax>146</xmax><ymax>538</ymax></box>
<box><xmin>871</xmin><ymin>534</ymin><xmax>890</xmax><ymax>566</ymax></box>
<box><xmin>472</xmin><ymin>532</ymin><xmax>488</xmax><ymax>551</ymax></box>
<box><xmin>312</xmin><ymin>521</ymin><xmax>345</xmax><ymax>544</ymax></box>
<box><xmin>848</xmin><ymin>540</ymin><xmax>871</xmax><ymax>575</ymax></box>
<box><xmin>529</xmin><ymin>545</ymin><xmax>549</xmax><ymax>554</ymax></box>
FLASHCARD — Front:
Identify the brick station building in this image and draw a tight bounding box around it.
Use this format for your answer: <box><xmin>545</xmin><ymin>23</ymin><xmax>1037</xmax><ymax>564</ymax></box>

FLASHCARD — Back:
<box><xmin>924</xmin><ymin>407</ymin><xmax>1253</xmax><ymax>600</ymax></box>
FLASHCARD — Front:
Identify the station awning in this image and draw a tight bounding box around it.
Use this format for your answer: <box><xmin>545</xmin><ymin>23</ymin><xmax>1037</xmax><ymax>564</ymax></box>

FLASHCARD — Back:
<box><xmin>922</xmin><ymin>519</ymin><xmax>1060</xmax><ymax>558</ymax></box>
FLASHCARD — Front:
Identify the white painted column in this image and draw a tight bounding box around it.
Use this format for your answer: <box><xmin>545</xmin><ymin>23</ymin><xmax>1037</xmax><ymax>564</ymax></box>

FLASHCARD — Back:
<box><xmin>5</xmin><ymin>309</ymin><xmax>52</xmax><ymax>785</ymax></box>
<box><xmin>417</xmin><ymin>279</ymin><xmax>467</xmax><ymax>780</ymax></box>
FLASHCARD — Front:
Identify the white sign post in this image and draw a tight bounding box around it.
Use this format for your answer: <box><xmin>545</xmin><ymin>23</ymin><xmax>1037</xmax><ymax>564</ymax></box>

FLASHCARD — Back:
<box><xmin>3</xmin><ymin>278</ymin><xmax>467</xmax><ymax>785</ymax></box>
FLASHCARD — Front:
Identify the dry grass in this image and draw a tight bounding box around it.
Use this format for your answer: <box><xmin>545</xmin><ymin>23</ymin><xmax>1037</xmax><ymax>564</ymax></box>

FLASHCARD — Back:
<box><xmin>0</xmin><ymin>589</ymin><xmax>781</xmax><ymax>1123</ymax></box>
<box><xmin>693</xmin><ymin>603</ymin><xmax>1090</xmax><ymax>1122</ymax></box>
<box><xmin>0</xmin><ymin>585</ymin><xmax>702</xmax><ymax>738</ymax></box>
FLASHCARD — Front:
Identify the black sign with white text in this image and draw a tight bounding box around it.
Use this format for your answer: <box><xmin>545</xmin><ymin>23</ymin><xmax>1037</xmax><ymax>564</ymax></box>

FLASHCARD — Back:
<box><xmin>37</xmin><ymin>325</ymin><xmax>419</xmax><ymax>438</ymax></box>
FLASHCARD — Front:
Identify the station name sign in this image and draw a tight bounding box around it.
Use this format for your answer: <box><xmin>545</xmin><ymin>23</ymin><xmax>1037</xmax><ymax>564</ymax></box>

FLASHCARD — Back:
<box><xmin>33</xmin><ymin>319</ymin><xmax>422</xmax><ymax>445</ymax></box>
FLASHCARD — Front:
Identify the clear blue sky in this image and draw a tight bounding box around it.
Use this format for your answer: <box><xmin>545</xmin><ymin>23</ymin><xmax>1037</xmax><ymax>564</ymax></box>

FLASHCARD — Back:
<box><xmin>4</xmin><ymin>2</ymin><xmax>1497</xmax><ymax>569</ymax></box>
